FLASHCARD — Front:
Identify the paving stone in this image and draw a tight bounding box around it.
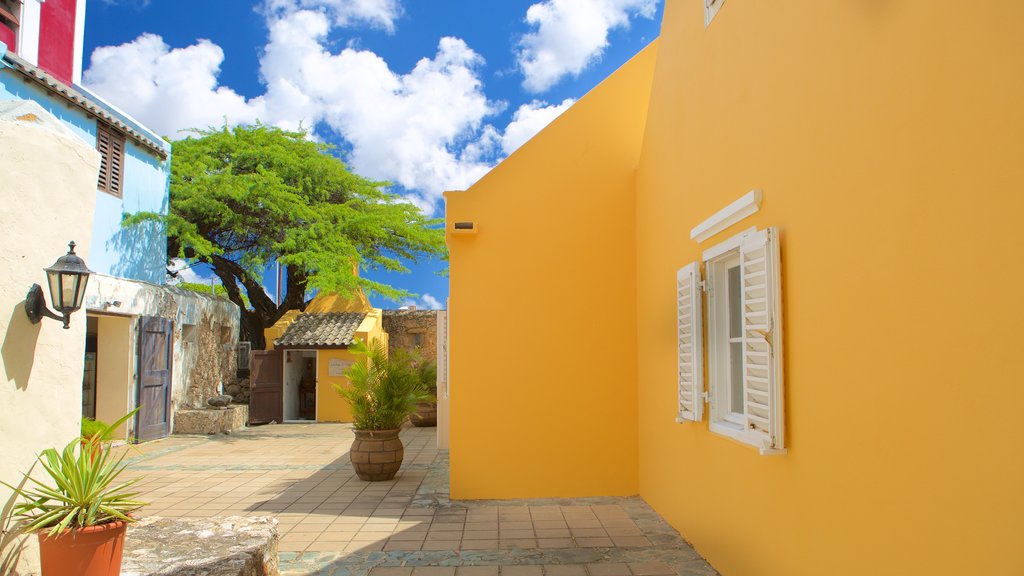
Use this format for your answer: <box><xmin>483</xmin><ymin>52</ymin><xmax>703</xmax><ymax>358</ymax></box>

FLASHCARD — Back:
<box><xmin>500</xmin><ymin>567</ymin><xmax>542</xmax><ymax>576</ymax></box>
<box><xmin>125</xmin><ymin>424</ymin><xmax>719</xmax><ymax>576</ymax></box>
<box><xmin>542</xmin><ymin>566</ymin><xmax>587</xmax><ymax>576</ymax></box>
<box><xmin>628</xmin><ymin>562</ymin><xmax>675</xmax><ymax>576</ymax></box>
<box><xmin>586</xmin><ymin>564</ymin><xmax>630</xmax><ymax>576</ymax></box>
<box><xmin>456</xmin><ymin>567</ymin><xmax>500</xmax><ymax>576</ymax></box>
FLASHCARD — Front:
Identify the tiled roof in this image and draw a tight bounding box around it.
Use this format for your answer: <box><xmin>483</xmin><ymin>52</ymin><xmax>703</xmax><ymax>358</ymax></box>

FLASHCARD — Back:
<box><xmin>274</xmin><ymin>312</ymin><xmax>366</xmax><ymax>348</ymax></box>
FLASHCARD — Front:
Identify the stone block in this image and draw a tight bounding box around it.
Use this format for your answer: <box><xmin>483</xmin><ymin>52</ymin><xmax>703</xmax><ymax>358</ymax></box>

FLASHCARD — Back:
<box><xmin>121</xmin><ymin>516</ymin><xmax>279</xmax><ymax>576</ymax></box>
<box><xmin>174</xmin><ymin>405</ymin><xmax>249</xmax><ymax>435</ymax></box>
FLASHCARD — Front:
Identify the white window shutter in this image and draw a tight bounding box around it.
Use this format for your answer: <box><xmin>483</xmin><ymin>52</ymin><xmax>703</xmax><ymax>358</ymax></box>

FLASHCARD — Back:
<box><xmin>676</xmin><ymin>262</ymin><xmax>704</xmax><ymax>423</ymax></box>
<box><xmin>739</xmin><ymin>228</ymin><xmax>785</xmax><ymax>454</ymax></box>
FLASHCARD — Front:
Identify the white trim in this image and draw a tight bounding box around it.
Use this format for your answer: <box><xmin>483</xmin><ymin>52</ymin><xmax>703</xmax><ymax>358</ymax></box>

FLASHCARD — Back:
<box><xmin>72</xmin><ymin>0</ymin><xmax>86</xmax><ymax>84</ymax></box>
<box><xmin>18</xmin><ymin>0</ymin><xmax>41</xmax><ymax>66</ymax></box>
<box><xmin>705</xmin><ymin>0</ymin><xmax>726</xmax><ymax>28</ymax></box>
<box><xmin>690</xmin><ymin>190</ymin><xmax>762</xmax><ymax>244</ymax></box>
<box><xmin>702</xmin><ymin>226</ymin><xmax>756</xmax><ymax>262</ymax></box>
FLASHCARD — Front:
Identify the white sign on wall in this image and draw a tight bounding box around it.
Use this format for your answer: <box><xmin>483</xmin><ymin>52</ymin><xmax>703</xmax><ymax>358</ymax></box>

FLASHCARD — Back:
<box><xmin>328</xmin><ymin>359</ymin><xmax>353</xmax><ymax>377</ymax></box>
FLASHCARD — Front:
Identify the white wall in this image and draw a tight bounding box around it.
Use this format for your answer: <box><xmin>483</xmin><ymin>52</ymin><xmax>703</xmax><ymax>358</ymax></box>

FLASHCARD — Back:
<box><xmin>0</xmin><ymin>111</ymin><xmax>101</xmax><ymax>573</ymax></box>
<box><xmin>283</xmin><ymin>350</ymin><xmax>314</xmax><ymax>421</ymax></box>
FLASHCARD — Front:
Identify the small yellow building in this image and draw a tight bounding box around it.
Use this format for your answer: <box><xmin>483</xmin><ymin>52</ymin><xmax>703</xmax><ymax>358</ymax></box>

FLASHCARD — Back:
<box><xmin>446</xmin><ymin>1</ymin><xmax>1024</xmax><ymax>575</ymax></box>
<box><xmin>257</xmin><ymin>290</ymin><xmax>387</xmax><ymax>423</ymax></box>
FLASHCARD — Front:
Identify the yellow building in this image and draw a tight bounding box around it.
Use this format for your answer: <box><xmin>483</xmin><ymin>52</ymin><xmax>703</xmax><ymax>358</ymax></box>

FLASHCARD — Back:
<box><xmin>445</xmin><ymin>1</ymin><xmax>1024</xmax><ymax>575</ymax></box>
<box><xmin>259</xmin><ymin>289</ymin><xmax>387</xmax><ymax>423</ymax></box>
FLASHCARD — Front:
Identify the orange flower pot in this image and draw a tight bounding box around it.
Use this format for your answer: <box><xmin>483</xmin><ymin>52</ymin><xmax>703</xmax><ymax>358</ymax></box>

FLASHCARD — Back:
<box><xmin>37</xmin><ymin>520</ymin><xmax>127</xmax><ymax>576</ymax></box>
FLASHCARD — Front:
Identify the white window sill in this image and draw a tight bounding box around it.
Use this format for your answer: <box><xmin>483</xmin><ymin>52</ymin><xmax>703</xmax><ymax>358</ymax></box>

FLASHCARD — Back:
<box><xmin>710</xmin><ymin>420</ymin><xmax>787</xmax><ymax>456</ymax></box>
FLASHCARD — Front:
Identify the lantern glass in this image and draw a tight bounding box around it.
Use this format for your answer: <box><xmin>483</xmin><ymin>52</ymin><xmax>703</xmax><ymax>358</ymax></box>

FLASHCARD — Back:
<box><xmin>47</xmin><ymin>271</ymin><xmax>63</xmax><ymax>310</ymax></box>
<box><xmin>43</xmin><ymin>241</ymin><xmax>93</xmax><ymax>315</ymax></box>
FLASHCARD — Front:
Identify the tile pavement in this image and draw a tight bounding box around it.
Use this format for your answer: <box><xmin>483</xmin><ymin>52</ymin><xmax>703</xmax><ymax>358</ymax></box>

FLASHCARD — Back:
<box><xmin>121</xmin><ymin>423</ymin><xmax>717</xmax><ymax>576</ymax></box>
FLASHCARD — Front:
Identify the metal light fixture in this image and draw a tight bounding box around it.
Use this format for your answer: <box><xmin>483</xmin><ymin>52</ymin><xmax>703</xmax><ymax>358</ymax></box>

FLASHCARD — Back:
<box><xmin>25</xmin><ymin>241</ymin><xmax>93</xmax><ymax>329</ymax></box>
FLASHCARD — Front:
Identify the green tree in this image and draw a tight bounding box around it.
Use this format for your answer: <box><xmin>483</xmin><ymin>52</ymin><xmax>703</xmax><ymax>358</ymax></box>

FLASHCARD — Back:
<box><xmin>127</xmin><ymin>125</ymin><xmax>446</xmax><ymax>349</ymax></box>
<box><xmin>177</xmin><ymin>281</ymin><xmax>251</xmax><ymax>309</ymax></box>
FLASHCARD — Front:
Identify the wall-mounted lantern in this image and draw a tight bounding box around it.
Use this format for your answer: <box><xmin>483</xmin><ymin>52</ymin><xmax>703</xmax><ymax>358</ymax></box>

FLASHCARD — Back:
<box><xmin>25</xmin><ymin>241</ymin><xmax>93</xmax><ymax>329</ymax></box>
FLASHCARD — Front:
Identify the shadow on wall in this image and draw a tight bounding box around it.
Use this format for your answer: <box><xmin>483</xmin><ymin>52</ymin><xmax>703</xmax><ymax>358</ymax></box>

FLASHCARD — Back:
<box><xmin>108</xmin><ymin>219</ymin><xmax>166</xmax><ymax>285</ymax></box>
<box><xmin>1</xmin><ymin>302</ymin><xmax>40</xmax><ymax>390</ymax></box>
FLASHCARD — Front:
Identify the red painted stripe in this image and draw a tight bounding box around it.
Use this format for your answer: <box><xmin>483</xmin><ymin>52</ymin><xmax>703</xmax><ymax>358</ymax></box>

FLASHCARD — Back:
<box><xmin>38</xmin><ymin>0</ymin><xmax>76</xmax><ymax>85</ymax></box>
<box><xmin>0</xmin><ymin>22</ymin><xmax>15</xmax><ymax>52</ymax></box>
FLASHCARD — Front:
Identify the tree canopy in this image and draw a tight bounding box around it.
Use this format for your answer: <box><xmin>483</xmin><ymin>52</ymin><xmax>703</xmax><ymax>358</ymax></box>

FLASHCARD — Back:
<box><xmin>127</xmin><ymin>124</ymin><xmax>446</xmax><ymax>348</ymax></box>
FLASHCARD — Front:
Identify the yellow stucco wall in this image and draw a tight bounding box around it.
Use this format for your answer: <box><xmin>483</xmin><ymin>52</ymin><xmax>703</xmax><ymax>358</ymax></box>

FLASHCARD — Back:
<box><xmin>264</xmin><ymin>309</ymin><xmax>302</xmax><ymax>350</ymax></box>
<box><xmin>632</xmin><ymin>2</ymin><xmax>1024</xmax><ymax>575</ymax></box>
<box><xmin>315</xmin><ymin>310</ymin><xmax>388</xmax><ymax>422</ymax></box>
<box><xmin>316</xmin><ymin>349</ymin><xmax>359</xmax><ymax>422</ymax></box>
<box><xmin>444</xmin><ymin>43</ymin><xmax>658</xmax><ymax>499</ymax></box>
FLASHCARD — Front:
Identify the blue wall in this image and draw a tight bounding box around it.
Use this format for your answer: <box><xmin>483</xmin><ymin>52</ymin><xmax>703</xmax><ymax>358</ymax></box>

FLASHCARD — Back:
<box><xmin>0</xmin><ymin>69</ymin><xmax>170</xmax><ymax>285</ymax></box>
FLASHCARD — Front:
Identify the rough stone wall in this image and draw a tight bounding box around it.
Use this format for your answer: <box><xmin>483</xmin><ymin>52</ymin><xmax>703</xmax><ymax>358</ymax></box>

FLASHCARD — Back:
<box><xmin>83</xmin><ymin>276</ymin><xmax>241</xmax><ymax>416</ymax></box>
<box><xmin>181</xmin><ymin>310</ymin><xmax>239</xmax><ymax>409</ymax></box>
<box><xmin>382</xmin><ymin>310</ymin><xmax>439</xmax><ymax>363</ymax></box>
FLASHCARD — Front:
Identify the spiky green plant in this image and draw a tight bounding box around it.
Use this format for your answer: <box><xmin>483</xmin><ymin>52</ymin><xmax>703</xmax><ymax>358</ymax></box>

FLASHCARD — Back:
<box><xmin>415</xmin><ymin>359</ymin><xmax>438</xmax><ymax>397</ymax></box>
<box><xmin>1</xmin><ymin>481</ymin><xmax>29</xmax><ymax>576</ymax></box>
<box><xmin>335</xmin><ymin>339</ymin><xmax>431</xmax><ymax>430</ymax></box>
<box><xmin>3</xmin><ymin>411</ymin><xmax>146</xmax><ymax>537</ymax></box>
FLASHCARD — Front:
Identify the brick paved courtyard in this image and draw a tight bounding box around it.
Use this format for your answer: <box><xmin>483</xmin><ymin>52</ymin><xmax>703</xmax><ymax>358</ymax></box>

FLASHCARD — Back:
<box><xmin>121</xmin><ymin>424</ymin><xmax>718</xmax><ymax>576</ymax></box>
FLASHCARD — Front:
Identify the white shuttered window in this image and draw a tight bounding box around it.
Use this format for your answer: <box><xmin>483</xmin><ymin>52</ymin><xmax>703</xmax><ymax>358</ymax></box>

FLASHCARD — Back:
<box><xmin>676</xmin><ymin>262</ymin><xmax>704</xmax><ymax>423</ymax></box>
<box><xmin>704</xmin><ymin>227</ymin><xmax>785</xmax><ymax>455</ymax></box>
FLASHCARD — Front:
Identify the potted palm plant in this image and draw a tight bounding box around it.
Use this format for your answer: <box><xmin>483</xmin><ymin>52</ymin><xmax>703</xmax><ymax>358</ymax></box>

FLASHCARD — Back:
<box><xmin>411</xmin><ymin>359</ymin><xmax>438</xmax><ymax>427</ymax></box>
<box><xmin>335</xmin><ymin>339</ymin><xmax>431</xmax><ymax>481</ymax></box>
<box><xmin>3</xmin><ymin>411</ymin><xmax>144</xmax><ymax>576</ymax></box>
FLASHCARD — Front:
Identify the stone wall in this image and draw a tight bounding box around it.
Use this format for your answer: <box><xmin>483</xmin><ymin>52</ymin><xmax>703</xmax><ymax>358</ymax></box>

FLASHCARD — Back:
<box><xmin>382</xmin><ymin>309</ymin><xmax>439</xmax><ymax>363</ymax></box>
<box><xmin>83</xmin><ymin>276</ymin><xmax>240</xmax><ymax>419</ymax></box>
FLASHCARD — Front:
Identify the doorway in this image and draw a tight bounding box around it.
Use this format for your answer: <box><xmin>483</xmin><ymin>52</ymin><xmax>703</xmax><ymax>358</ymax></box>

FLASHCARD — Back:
<box><xmin>82</xmin><ymin>317</ymin><xmax>98</xmax><ymax>419</ymax></box>
<box><xmin>284</xmin><ymin>350</ymin><xmax>317</xmax><ymax>422</ymax></box>
<box><xmin>83</xmin><ymin>314</ymin><xmax>134</xmax><ymax>440</ymax></box>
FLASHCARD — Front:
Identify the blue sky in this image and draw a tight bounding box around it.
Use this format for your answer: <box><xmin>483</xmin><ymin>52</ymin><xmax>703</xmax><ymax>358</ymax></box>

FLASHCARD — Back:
<box><xmin>83</xmin><ymin>0</ymin><xmax>663</xmax><ymax>309</ymax></box>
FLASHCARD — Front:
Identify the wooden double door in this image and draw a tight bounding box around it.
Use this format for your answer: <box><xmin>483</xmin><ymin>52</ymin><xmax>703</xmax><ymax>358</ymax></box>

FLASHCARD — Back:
<box><xmin>249</xmin><ymin>350</ymin><xmax>284</xmax><ymax>424</ymax></box>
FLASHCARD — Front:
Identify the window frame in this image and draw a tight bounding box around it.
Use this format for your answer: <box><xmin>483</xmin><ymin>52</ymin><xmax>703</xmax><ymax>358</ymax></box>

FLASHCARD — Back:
<box><xmin>700</xmin><ymin>227</ymin><xmax>786</xmax><ymax>454</ymax></box>
<box><xmin>706</xmin><ymin>249</ymin><xmax>747</xmax><ymax>437</ymax></box>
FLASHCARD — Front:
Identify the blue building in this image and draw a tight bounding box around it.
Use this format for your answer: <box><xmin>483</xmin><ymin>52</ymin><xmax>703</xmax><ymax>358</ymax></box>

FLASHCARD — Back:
<box><xmin>1</xmin><ymin>30</ymin><xmax>240</xmax><ymax>445</ymax></box>
<box><xmin>0</xmin><ymin>46</ymin><xmax>170</xmax><ymax>283</ymax></box>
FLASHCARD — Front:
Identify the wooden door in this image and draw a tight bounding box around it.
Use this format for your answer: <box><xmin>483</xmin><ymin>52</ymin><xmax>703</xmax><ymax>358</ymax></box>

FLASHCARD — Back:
<box><xmin>249</xmin><ymin>350</ymin><xmax>283</xmax><ymax>424</ymax></box>
<box><xmin>136</xmin><ymin>316</ymin><xmax>173</xmax><ymax>442</ymax></box>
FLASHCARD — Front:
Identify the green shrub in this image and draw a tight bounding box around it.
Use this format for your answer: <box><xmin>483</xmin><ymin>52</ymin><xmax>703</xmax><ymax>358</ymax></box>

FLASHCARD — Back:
<box><xmin>81</xmin><ymin>417</ymin><xmax>113</xmax><ymax>441</ymax></box>
<box><xmin>335</xmin><ymin>339</ymin><xmax>431</xmax><ymax>431</ymax></box>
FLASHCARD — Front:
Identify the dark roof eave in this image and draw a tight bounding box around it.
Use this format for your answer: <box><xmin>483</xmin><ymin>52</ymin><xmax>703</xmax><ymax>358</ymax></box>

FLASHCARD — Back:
<box><xmin>274</xmin><ymin>343</ymin><xmax>353</xmax><ymax>351</ymax></box>
<box><xmin>1</xmin><ymin>52</ymin><xmax>170</xmax><ymax>160</ymax></box>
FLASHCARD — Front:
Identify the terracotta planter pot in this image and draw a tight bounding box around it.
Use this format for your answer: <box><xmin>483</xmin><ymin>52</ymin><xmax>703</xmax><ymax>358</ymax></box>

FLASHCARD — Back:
<box><xmin>350</xmin><ymin>429</ymin><xmax>404</xmax><ymax>481</ymax></box>
<box><xmin>37</xmin><ymin>520</ymin><xmax>127</xmax><ymax>576</ymax></box>
<box><xmin>411</xmin><ymin>401</ymin><xmax>438</xmax><ymax>427</ymax></box>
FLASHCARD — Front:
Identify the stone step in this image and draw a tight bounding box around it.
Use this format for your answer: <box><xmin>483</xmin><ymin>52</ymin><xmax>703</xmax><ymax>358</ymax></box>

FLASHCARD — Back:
<box><xmin>121</xmin><ymin>516</ymin><xmax>279</xmax><ymax>576</ymax></box>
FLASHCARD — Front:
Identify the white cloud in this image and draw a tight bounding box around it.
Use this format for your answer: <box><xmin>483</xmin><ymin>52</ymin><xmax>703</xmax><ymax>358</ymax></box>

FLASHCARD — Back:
<box><xmin>84</xmin><ymin>10</ymin><xmax>505</xmax><ymax>212</ymax></box>
<box><xmin>400</xmin><ymin>293</ymin><xmax>443</xmax><ymax>310</ymax></box>
<box><xmin>517</xmin><ymin>0</ymin><xmax>657</xmax><ymax>93</ymax></box>
<box><xmin>168</xmin><ymin>259</ymin><xmax>211</xmax><ymax>285</ymax></box>
<box><xmin>83</xmin><ymin>8</ymin><xmax>585</xmax><ymax>215</ymax></box>
<box><xmin>500</xmin><ymin>98</ymin><xmax>574</xmax><ymax>155</ymax></box>
<box><xmin>263</xmin><ymin>0</ymin><xmax>402</xmax><ymax>33</ymax></box>
<box><xmin>83</xmin><ymin>34</ymin><xmax>260</xmax><ymax>137</ymax></box>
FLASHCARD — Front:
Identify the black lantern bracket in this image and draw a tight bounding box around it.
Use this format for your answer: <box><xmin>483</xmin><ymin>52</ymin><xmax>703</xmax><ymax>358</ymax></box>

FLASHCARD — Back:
<box><xmin>24</xmin><ymin>241</ymin><xmax>92</xmax><ymax>330</ymax></box>
<box><xmin>25</xmin><ymin>284</ymin><xmax>67</xmax><ymax>327</ymax></box>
